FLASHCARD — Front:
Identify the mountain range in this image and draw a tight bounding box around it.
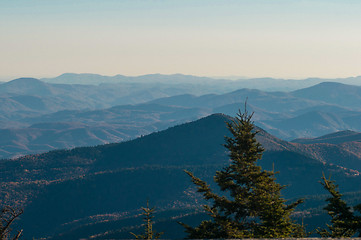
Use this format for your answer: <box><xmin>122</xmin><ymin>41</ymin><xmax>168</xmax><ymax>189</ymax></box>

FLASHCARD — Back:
<box><xmin>0</xmin><ymin>103</ymin><xmax>208</xmax><ymax>159</ymax></box>
<box><xmin>2</xmin><ymin>73</ymin><xmax>361</xmax><ymax>238</ymax></box>
<box><xmin>2</xmin><ymin>114</ymin><xmax>361</xmax><ymax>239</ymax></box>
<box><xmin>42</xmin><ymin>73</ymin><xmax>361</xmax><ymax>91</ymax></box>
<box><xmin>2</xmin><ymin>75</ymin><xmax>361</xmax><ymax>158</ymax></box>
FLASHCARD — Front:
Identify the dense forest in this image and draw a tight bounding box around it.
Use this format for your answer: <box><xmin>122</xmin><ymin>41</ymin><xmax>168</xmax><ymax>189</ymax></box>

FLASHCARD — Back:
<box><xmin>2</xmin><ymin>110</ymin><xmax>361</xmax><ymax>239</ymax></box>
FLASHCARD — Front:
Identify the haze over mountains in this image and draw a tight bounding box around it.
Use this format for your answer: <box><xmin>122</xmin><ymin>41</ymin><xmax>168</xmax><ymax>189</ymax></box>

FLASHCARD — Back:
<box><xmin>41</xmin><ymin>73</ymin><xmax>361</xmax><ymax>91</ymax></box>
<box><xmin>2</xmin><ymin>74</ymin><xmax>361</xmax><ymax>158</ymax></box>
<box><xmin>2</xmin><ymin>73</ymin><xmax>361</xmax><ymax>238</ymax></box>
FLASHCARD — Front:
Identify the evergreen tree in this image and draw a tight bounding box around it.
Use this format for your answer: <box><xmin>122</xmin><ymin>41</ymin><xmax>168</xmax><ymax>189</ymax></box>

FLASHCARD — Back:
<box><xmin>317</xmin><ymin>173</ymin><xmax>361</xmax><ymax>237</ymax></box>
<box><xmin>130</xmin><ymin>201</ymin><xmax>163</xmax><ymax>239</ymax></box>
<box><xmin>181</xmin><ymin>109</ymin><xmax>304</xmax><ymax>238</ymax></box>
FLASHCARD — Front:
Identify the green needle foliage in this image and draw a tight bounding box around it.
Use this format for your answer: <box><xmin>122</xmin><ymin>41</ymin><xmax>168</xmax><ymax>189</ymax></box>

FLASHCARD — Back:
<box><xmin>181</xmin><ymin>109</ymin><xmax>304</xmax><ymax>238</ymax></box>
<box><xmin>130</xmin><ymin>200</ymin><xmax>163</xmax><ymax>239</ymax></box>
<box><xmin>317</xmin><ymin>173</ymin><xmax>361</xmax><ymax>237</ymax></box>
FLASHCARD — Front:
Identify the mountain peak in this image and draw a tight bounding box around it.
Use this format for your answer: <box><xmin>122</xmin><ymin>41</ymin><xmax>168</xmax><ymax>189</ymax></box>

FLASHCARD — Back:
<box><xmin>292</xmin><ymin>81</ymin><xmax>361</xmax><ymax>110</ymax></box>
<box><xmin>8</xmin><ymin>77</ymin><xmax>43</xmax><ymax>84</ymax></box>
<box><xmin>317</xmin><ymin>81</ymin><xmax>348</xmax><ymax>86</ymax></box>
<box><xmin>2</xmin><ymin>77</ymin><xmax>47</xmax><ymax>88</ymax></box>
<box><xmin>0</xmin><ymin>77</ymin><xmax>53</xmax><ymax>96</ymax></box>
<box><xmin>292</xmin><ymin>130</ymin><xmax>361</xmax><ymax>144</ymax></box>
<box><xmin>293</xmin><ymin>81</ymin><xmax>357</xmax><ymax>92</ymax></box>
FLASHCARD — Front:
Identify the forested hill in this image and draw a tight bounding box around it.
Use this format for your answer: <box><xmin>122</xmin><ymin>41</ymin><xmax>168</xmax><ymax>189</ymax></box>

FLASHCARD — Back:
<box><xmin>1</xmin><ymin>113</ymin><xmax>361</xmax><ymax>239</ymax></box>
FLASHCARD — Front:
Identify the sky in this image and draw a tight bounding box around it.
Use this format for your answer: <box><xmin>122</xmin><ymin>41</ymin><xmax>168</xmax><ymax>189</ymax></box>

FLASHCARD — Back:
<box><xmin>1</xmin><ymin>0</ymin><xmax>361</xmax><ymax>80</ymax></box>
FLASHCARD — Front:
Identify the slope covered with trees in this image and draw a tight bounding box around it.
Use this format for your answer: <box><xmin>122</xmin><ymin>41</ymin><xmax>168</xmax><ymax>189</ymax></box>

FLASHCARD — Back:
<box><xmin>1</xmin><ymin>114</ymin><xmax>361</xmax><ymax>238</ymax></box>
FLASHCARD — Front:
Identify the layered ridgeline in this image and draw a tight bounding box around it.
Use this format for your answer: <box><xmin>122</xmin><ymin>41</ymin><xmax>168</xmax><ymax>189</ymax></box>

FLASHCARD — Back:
<box><xmin>0</xmin><ymin>103</ymin><xmax>208</xmax><ymax>159</ymax></box>
<box><xmin>2</xmin><ymin>114</ymin><xmax>361</xmax><ymax>239</ymax></box>
<box><xmin>41</xmin><ymin>73</ymin><xmax>361</xmax><ymax>91</ymax></box>
<box><xmin>3</xmin><ymin>76</ymin><xmax>361</xmax><ymax>159</ymax></box>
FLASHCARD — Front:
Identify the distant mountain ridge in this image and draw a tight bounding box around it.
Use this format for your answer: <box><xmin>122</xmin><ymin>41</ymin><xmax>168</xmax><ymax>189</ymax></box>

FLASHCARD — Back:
<box><xmin>3</xmin><ymin>77</ymin><xmax>361</xmax><ymax>158</ymax></box>
<box><xmin>0</xmin><ymin>77</ymin><xmax>219</xmax><ymax>128</ymax></box>
<box><xmin>0</xmin><ymin>103</ymin><xmax>209</xmax><ymax>159</ymax></box>
<box><xmin>293</xmin><ymin>130</ymin><xmax>361</xmax><ymax>144</ymax></box>
<box><xmin>42</xmin><ymin>73</ymin><xmax>361</xmax><ymax>91</ymax></box>
<box><xmin>43</xmin><ymin>73</ymin><xmax>223</xmax><ymax>85</ymax></box>
<box><xmin>292</xmin><ymin>82</ymin><xmax>361</xmax><ymax>110</ymax></box>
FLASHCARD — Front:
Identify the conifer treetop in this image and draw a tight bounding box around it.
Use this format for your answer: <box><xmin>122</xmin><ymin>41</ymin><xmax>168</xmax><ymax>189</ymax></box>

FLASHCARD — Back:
<box><xmin>181</xmin><ymin>108</ymin><xmax>305</xmax><ymax>238</ymax></box>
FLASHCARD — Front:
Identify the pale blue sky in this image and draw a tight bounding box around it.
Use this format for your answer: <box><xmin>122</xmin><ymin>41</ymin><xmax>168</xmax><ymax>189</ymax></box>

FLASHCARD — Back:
<box><xmin>1</xmin><ymin>0</ymin><xmax>361</xmax><ymax>80</ymax></box>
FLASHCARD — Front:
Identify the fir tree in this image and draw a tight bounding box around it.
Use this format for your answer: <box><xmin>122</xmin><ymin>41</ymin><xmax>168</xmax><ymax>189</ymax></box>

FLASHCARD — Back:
<box><xmin>130</xmin><ymin>200</ymin><xmax>163</xmax><ymax>239</ymax></box>
<box><xmin>181</xmin><ymin>109</ymin><xmax>304</xmax><ymax>238</ymax></box>
<box><xmin>317</xmin><ymin>173</ymin><xmax>361</xmax><ymax>237</ymax></box>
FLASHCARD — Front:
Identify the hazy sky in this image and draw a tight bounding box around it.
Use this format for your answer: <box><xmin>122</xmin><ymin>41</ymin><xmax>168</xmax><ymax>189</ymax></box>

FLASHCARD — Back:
<box><xmin>1</xmin><ymin>0</ymin><xmax>361</xmax><ymax>80</ymax></box>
